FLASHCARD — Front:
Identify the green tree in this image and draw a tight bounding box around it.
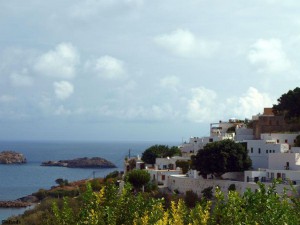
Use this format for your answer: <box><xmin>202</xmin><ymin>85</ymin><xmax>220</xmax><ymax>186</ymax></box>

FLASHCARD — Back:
<box><xmin>273</xmin><ymin>87</ymin><xmax>300</xmax><ymax>120</ymax></box>
<box><xmin>295</xmin><ymin>135</ymin><xmax>300</xmax><ymax>147</ymax></box>
<box><xmin>176</xmin><ymin>160</ymin><xmax>191</xmax><ymax>174</ymax></box>
<box><xmin>55</xmin><ymin>178</ymin><xmax>68</xmax><ymax>187</ymax></box>
<box><xmin>192</xmin><ymin>139</ymin><xmax>252</xmax><ymax>178</ymax></box>
<box><xmin>126</xmin><ymin>169</ymin><xmax>150</xmax><ymax>191</ymax></box>
<box><xmin>141</xmin><ymin>145</ymin><xmax>181</xmax><ymax>164</ymax></box>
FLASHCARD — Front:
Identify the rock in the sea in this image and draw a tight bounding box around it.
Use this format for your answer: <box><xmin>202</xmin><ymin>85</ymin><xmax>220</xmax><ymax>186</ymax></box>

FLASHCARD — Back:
<box><xmin>0</xmin><ymin>151</ymin><xmax>27</xmax><ymax>164</ymax></box>
<box><xmin>41</xmin><ymin>157</ymin><xmax>116</xmax><ymax>168</ymax></box>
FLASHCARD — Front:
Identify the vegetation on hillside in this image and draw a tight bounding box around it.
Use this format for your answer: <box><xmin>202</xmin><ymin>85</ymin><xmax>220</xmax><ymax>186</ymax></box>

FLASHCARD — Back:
<box><xmin>273</xmin><ymin>87</ymin><xmax>300</xmax><ymax>121</ymax></box>
<box><xmin>10</xmin><ymin>180</ymin><xmax>300</xmax><ymax>225</ymax></box>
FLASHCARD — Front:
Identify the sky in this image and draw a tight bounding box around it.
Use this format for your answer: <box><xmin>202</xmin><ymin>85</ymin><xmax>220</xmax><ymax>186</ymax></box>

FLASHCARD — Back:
<box><xmin>0</xmin><ymin>0</ymin><xmax>300</xmax><ymax>142</ymax></box>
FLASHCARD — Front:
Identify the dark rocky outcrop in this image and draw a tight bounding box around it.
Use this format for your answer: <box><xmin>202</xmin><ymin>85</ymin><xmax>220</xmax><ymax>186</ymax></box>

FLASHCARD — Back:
<box><xmin>0</xmin><ymin>201</ymin><xmax>31</xmax><ymax>208</ymax></box>
<box><xmin>41</xmin><ymin>157</ymin><xmax>116</xmax><ymax>168</ymax></box>
<box><xmin>0</xmin><ymin>151</ymin><xmax>26</xmax><ymax>164</ymax></box>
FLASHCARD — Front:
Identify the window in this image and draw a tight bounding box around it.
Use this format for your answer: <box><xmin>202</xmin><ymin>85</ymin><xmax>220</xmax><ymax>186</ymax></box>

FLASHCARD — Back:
<box><xmin>277</xmin><ymin>139</ymin><xmax>279</xmax><ymax>143</ymax></box>
<box><xmin>273</xmin><ymin>150</ymin><xmax>275</xmax><ymax>153</ymax></box>
<box><xmin>251</xmin><ymin>148</ymin><xmax>253</xmax><ymax>153</ymax></box>
<box><xmin>285</xmin><ymin>139</ymin><xmax>288</xmax><ymax>143</ymax></box>
<box><xmin>267</xmin><ymin>172</ymin><xmax>269</xmax><ymax>178</ymax></box>
<box><xmin>266</xmin><ymin>150</ymin><xmax>268</xmax><ymax>153</ymax></box>
<box><xmin>271</xmin><ymin>173</ymin><xmax>274</xmax><ymax>179</ymax></box>
<box><xmin>162</xmin><ymin>175</ymin><xmax>165</xmax><ymax>180</ymax></box>
<box><xmin>209</xmin><ymin>138</ymin><xmax>213</xmax><ymax>142</ymax></box>
<box><xmin>258</xmin><ymin>148</ymin><xmax>261</xmax><ymax>154</ymax></box>
<box><xmin>282</xmin><ymin>173</ymin><xmax>286</xmax><ymax>180</ymax></box>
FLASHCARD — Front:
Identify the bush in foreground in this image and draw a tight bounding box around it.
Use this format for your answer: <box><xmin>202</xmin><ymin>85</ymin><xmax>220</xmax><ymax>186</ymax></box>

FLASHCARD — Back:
<box><xmin>12</xmin><ymin>181</ymin><xmax>300</xmax><ymax>225</ymax></box>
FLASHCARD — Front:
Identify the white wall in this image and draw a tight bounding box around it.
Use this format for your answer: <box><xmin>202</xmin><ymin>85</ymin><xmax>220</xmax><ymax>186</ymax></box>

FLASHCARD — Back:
<box><xmin>167</xmin><ymin>175</ymin><xmax>300</xmax><ymax>197</ymax></box>
<box><xmin>147</xmin><ymin>169</ymin><xmax>181</xmax><ymax>187</ymax></box>
<box><xmin>246</xmin><ymin>140</ymin><xmax>289</xmax><ymax>169</ymax></box>
<box><xmin>235</xmin><ymin>127</ymin><xmax>254</xmax><ymax>141</ymax></box>
<box><xmin>261</xmin><ymin>133</ymin><xmax>299</xmax><ymax>147</ymax></box>
<box><xmin>268</xmin><ymin>153</ymin><xmax>300</xmax><ymax>170</ymax></box>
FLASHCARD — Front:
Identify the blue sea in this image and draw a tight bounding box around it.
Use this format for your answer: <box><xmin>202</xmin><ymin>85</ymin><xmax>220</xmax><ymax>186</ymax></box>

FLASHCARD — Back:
<box><xmin>0</xmin><ymin>141</ymin><xmax>178</xmax><ymax>222</ymax></box>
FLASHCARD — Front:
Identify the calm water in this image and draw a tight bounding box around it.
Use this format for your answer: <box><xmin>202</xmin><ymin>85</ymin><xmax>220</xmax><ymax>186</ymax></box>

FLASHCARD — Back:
<box><xmin>0</xmin><ymin>141</ymin><xmax>178</xmax><ymax>222</ymax></box>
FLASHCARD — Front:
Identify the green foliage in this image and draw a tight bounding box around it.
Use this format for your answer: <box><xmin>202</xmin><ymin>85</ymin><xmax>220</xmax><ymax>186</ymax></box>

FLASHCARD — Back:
<box><xmin>295</xmin><ymin>135</ymin><xmax>300</xmax><ymax>147</ymax></box>
<box><xmin>176</xmin><ymin>160</ymin><xmax>191</xmax><ymax>174</ymax></box>
<box><xmin>273</xmin><ymin>87</ymin><xmax>300</xmax><ymax>120</ymax></box>
<box><xmin>34</xmin><ymin>189</ymin><xmax>48</xmax><ymax>200</ymax></box>
<box><xmin>141</xmin><ymin>145</ymin><xmax>181</xmax><ymax>164</ymax></box>
<box><xmin>105</xmin><ymin>170</ymin><xmax>119</xmax><ymax>180</ymax></box>
<box><xmin>90</xmin><ymin>178</ymin><xmax>102</xmax><ymax>191</ymax></box>
<box><xmin>55</xmin><ymin>178</ymin><xmax>69</xmax><ymax>187</ymax></box>
<box><xmin>184</xmin><ymin>190</ymin><xmax>200</xmax><ymax>208</ymax></box>
<box><xmin>192</xmin><ymin>139</ymin><xmax>252</xmax><ymax>178</ymax></box>
<box><xmin>201</xmin><ymin>186</ymin><xmax>213</xmax><ymax>200</ymax></box>
<box><xmin>228</xmin><ymin>183</ymin><xmax>236</xmax><ymax>191</ymax></box>
<box><xmin>13</xmin><ymin>180</ymin><xmax>300</xmax><ymax>225</ymax></box>
<box><xmin>126</xmin><ymin>169</ymin><xmax>150</xmax><ymax>190</ymax></box>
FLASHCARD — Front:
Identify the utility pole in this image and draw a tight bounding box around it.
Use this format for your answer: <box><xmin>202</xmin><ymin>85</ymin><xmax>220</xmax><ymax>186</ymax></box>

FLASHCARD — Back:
<box><xmin>128</xmin><ymin>149</ymin><xmax>131</xmax><ymax>159</ymax></box>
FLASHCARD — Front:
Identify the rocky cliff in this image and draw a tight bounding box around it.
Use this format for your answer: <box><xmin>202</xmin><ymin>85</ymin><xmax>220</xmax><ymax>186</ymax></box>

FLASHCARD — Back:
<box><xmin>0</xmin><ymin>151</ymin><xmax>27</xmax><ymax>164</ymax></box>
<box><xmin>41</xmin><ymin>157</ymin><xmax>116</xmax><ymax>168</ymax></box>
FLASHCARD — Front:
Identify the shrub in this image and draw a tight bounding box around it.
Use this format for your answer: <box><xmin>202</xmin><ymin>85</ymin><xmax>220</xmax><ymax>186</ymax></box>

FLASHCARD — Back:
<box><xmin>184</xmin><ymin>190</ymin><xmax>200</xmax><ymax>208</ymax></box>
<box><xmin>228</xmin><ymin>183</ymin><xmax>236</xmax><ymax>191</ymax></box>
<box><xmin>201</xmin><ymin>186</ymin><xmax>213</xmax><ymax>200</ymax></box>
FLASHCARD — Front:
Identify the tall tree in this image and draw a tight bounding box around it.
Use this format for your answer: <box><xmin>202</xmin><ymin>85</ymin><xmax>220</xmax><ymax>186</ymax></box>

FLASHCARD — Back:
<box><xmin>141</xmin><ymin>145</ymin><xmax>181</xmax><ymax>164</ymax></box>
<box><xmin>126</xmin><ymin>169</ymin><xmax>150</xmax><ymax>191</ymax></box>
<box><xmin>273</xmin><ymin>87</ymin><xmax>300</xmax><ymax>120</ymax></box>
<box><xmin>191</xmin><ymin>139</ymin><xmax>252</xmax><ymax>178</ymax></box>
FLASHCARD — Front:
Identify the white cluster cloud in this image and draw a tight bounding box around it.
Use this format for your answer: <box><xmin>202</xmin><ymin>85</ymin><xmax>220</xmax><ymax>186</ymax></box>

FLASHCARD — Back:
<box><xmin>228</xmin><ymin>87</ymin><xmax>274</xmax><ymax>118</ymax></box>
<box><xmin>10</xmin><ymin>69</ymin><xmax>33</xmax><ymax>87</ymax></box>
<box><xmin>247</xmin><ymin>38</ymin><xmax>291</xmax><ymax>74</ymax></box>
<box><xmin>34</xmin><ymin>43</ymin><xmax>79</xmax><ymax>79</ymax></box>
<box><xmin>187</xmin><ymin>87</ymin><xmax>218</xmax><ymax>122</ymax></box>
<box><xmin>154</xmin><ymin>29</ymin><xmax>219</xmax><ymax>58</ymax></box>
<box><xmin>87</xmin><ymin>55</ymin><xmax>126</xmax><ymax>79</ymax></box>
<box><xmin>53</xmin><ymin>81</ymin><xmax>74</xmax><ymax>100</ymax></box>
<box><xmin>186</xmin><ymin>87</ymin><xmax>273</xmax><ymax>123</ymax></box>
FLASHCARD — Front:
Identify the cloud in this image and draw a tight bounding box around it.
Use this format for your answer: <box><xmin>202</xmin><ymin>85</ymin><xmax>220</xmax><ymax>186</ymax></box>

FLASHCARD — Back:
<box><xmin>86</xmin><ymin>55</ymin><xmax>126</xmax><ymax>79</ymax></box>
<box><xmin>96</xmin><ymin>103</ymin><xmax>178</xmax><ymax>121</ymax></box>
<box><xmin>247</xmin><ymin>39</ymin><xmax>291</xmax><ymax>74</ymax></box>
<box><xmin>154</xmin><ymin>29</ymin><xmax>219</xmax><ymax>58</ymax></box>
<box><xmin>228</xmin><ymin>87</ymin><xmax>274</xmax><ymax>118</ymax></box>
<box><xmin>53</xmin><ymin>81</ymin><xmax>74</xmax><ymax>100</ymax></box>
<box><xmin>0</xmin><ymin>95</ymin><xmax>16</xmax><ymax>103</ymax></box>
<box><xmin>10</xmin><ymin>68</ymin><xmax>33</xmax><ymax>87</ymax></box>
<box><xmin>160</xmin><ymin>76</ymin><xmax>180</xmax><ymax>91</ymax></box>
<box><xmin>186</xmin><ymin>86</ymin><xmax>274</xmax><ymax>123</ymax></box>
<box><xmin>70</xmin><ymin>0</ymin><xmax>144</xmax><ymax>19</ymax></box>
<box><xmin>54</xmin><ymin>105</ymin><xmax>72</xmax><ymax>115</ymax></box>
<box><xmin>187</xmin><ymin>87</ymin><xmax>218</xmax><ymax>122</ymax></box>
<box><xmin>34</xmin><ymin>43</ymin><xmax>79</xmax><ymax>79</ymax></box>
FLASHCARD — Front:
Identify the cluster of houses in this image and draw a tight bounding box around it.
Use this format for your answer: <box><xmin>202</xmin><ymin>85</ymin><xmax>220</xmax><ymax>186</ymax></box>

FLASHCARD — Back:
<box><xmin>124</xmin><ymin>108</ymin><xmax>300</xmax><ymax>196</ymax></box>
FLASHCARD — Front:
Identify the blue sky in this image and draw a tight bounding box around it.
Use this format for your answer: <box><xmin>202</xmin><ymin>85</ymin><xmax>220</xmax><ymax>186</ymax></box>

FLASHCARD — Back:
<box><xmin>0</xmin><ymin>0</ymin><xmax>299</xmax><ymax>141</ymax></box>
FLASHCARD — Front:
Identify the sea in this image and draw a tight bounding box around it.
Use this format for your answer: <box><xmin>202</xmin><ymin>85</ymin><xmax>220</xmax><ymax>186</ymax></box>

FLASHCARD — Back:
<box><xmin>0</xmin><ymin>140</ymin><xmax>179</xmax><ymax>222</ymax></box>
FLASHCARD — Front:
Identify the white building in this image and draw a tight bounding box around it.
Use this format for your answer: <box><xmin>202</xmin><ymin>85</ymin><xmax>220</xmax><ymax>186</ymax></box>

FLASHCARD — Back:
<box><xmin>146</xmin><ymin>156</ymin><xmax>188</xmax><ymax>187</ymax></box>
<box><xmin>180</xmin><ymin>120</ymin><xmax>241</xmax><ymax>156</ymax></box>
